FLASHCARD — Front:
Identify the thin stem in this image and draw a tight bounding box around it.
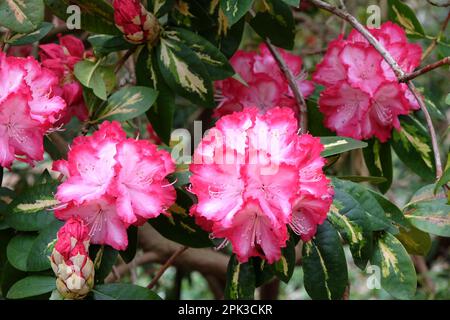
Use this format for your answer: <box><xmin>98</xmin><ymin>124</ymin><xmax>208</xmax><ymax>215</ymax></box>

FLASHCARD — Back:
<box><xmin>115</xmin><ymin>47</ymin><xmax>137</xmax><ymax>74</ymax></box>
<box><xmin>400</xmin><ymin>57</ymin><xmax>450</xmax><ymax>82</ymax></box>
<box><xmin>147</xmin><ymin>246</ymin><xmax>188</xmax><ymax>289</ymax></box>
<box><xmin>264</xmin><ymin>40</ymin><xmax>308</xmax><ymax>133</ymax></box>
<box><xmin>422</xmin><ymin>12</ymin><xmax>450</xmax><ymax>61</ymax></box>
<box><xmin>309</xmin><ymin>0</ymin><xmax>443</xmax><ymax>179</ymax></box>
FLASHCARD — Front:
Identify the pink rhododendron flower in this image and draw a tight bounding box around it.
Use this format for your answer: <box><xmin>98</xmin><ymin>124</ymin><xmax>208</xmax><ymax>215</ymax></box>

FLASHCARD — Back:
<box><xmin>0</xmin><ymin>51</ymin><xmax>66</xmax><ymax>168</ymax></box>
<box><xmin>50</xmin><ymin>217</ymin><xmax>95</xmax><ymax>299</ymax></box>
<box><xmin>214</xmin><ymin>44</ymin><xmax>315</xmax><ymax>117</ymax></box>
<box><xmin>189</xmin><ymin>108</ymin><xmax>333</xmax><ymax>263</ymax></box>
<box><xmin>39</xmin><ymin>35</ymin><xmax>91</xmax><ymax>124</ymax></box>
<box><xmin>113</xmin><ymin>0</ymin><xmax>160</xmax><ymax>45</ymax></box>
<box><xmin>53</xmin><ymin>121</ymin><xmax>176</xmax><ymax>250</ymax></box>
<box><xmin>313</xmin><ymin>22</ymin><xmax>422</xmax><ymax>142</ymax></box>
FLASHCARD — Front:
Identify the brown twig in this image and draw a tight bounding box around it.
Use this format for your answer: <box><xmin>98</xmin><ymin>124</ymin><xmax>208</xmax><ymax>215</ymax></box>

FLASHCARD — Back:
<box><xmin>114</xmin><ymin>47</ymin><xmax>137</xmax><ymax>74</ymax></box>
<box><xmin>147</xmin><ymin>246</ymin><xmax>189</xmax><ymax>289</ymax></box>
<box><xmin>406</xmin><ymin>82</ymin><xmax>443</xmax><ymax>177</ymax></box>
<box><xmin>265</xmin><ymin>40</ymin><xmax>308</xmax><ymax>133</ymax></box>
<box><xmin>412</xmin><ymin>256</ymin><xmax>436</xmax><ymax>295</ymax></box>
<box><xmin>400</xmin><ymin>57</ymin><xmax>450</xmax><ymax>82</ymax></box>
<box><xmin>309</xmin><ymin>0</ymin><xmax>443</xmax><ymax>179</ymax></box>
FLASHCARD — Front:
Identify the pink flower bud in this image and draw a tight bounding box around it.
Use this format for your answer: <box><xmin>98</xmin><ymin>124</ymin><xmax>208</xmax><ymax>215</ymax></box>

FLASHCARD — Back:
<box><xmin>50</xmin><ymin>217</ymin><xmax>94</xmax><ymax>300</ymax></box>
<box><xmin>113</xmin><ymin>0</ymin><xmax>160</xmax><ymax>45</ymax></box>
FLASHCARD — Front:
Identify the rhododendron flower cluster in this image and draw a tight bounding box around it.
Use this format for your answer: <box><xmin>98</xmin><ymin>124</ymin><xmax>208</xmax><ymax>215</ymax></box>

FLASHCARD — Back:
<box><xmin>53</xmin><ymin>121</ymin><xmax>176</xmax><ymax>250</ymax></box>
<box><xmin>313</xmin><ymin>22</ymin><xmax>422</xmax><ymax>142</ymax></box>
<box><xmin>39</xmin><ymin>35</ymin><xmax>90</xmax><ymax>125</ymax></box>
<box><xmin>113</xmin><ymin>0</ymin><xmax>160</xmax><ymax>45</ymax></box>
<box><xmin>214</xmin><ymin>44</ymin><xmax>315</xmax><ymax>117</ymax></box>
<box><xmin>189</xmin><ymin>108</ymin><xmax>333</xmax><ymax>263</ymax></box>
<box><xmin>0</xmin><ymin>51</ymin><xmax>66</xmax><ymax>168</ymax></box>
<box><xmin>50</xmin><ymin>217</ymin><xmax>94</xmax><ymax>299</ymax></box>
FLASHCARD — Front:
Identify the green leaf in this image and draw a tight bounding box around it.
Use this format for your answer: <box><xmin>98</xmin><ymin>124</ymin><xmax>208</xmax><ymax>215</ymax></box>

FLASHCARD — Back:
<box><xmin>0</xmin><ymin>261</ymin><xmax>27</xmax><ymax>296</ymax></box>
<box><xmin>74</xmin><ymin>60</ymin><xmax>109</xmax><ymax>100</ymax></box>
<box><xmin>97</xmin><ymin>86</ymin><xmax>158</xmax><ymax>122</ymax></box>
<box><xmin>156</xmin><ymin>38</ymin><xmax>214</xmax><ymax>107</ymax></box>
<box><xmin>404</xmin><ymin>199</ymin><xmax>450</xmax><ymax>237</ymax></box>
<box><xmin>166</xmin><ymin>28</ymin><xmax>234</xmax><ymax>80</ymax></box>
<box><xmin>149</xmin><ymin>190</ymin><xmax>213</xmax><ymax>248</ymax></box>
<box><xmin>337</xmin><ymin>176</ymin><xmax>387</xmax><ymax>184</ymax></box>
<box><xmin>0</xmin><ymin>0</ymin><xmax>44</xmax><ymax>33</ymax></box>
<box><xmin>220</xmin><ymin>0</ymin><xmax>254</xmax><ymax>26</ymax></box>
<box><xmin>392</xmin><ymin>115</ymin><xmax>435</xmax><ymax>181</ymax></box>
<box><xmin>120</xmin><ymin>226</ymin><xmax>137</xmax><ymax>264</ymax></box>
<box><xmin>6</xmin><ymin>276</ymin><xmax>55</xmax><ymax>299</ymax></box>
<box><xmin>387</xmin><ymin>0</ymin><xmax>426</xmax><ymax>38</ymax></box>
<box><xmin>250</xmin><ymin>0</ymin><xmax>295</xmax><ymax>50</ymax></box>
<box><xmin>6</xmin><ymin>220</ymin><xmax>63</xmax><ymax>272</ymax></box>
<box><xmin>4</xmin><ymin>181</ymin><xmax>58</xmax><ymax>231</ymax></box>
<box><xmin>44</xmin><ymin>0</ymin><xmax>121</xmax><ymax>35</ymax></box>
<box><xmin>370</xmin><ymin>233</ymin><xmax>417</xmax><ymax>299</ymax></box>
<box><xmin>88</xmin><ymin>35</ymin><xmax>134</xmax><ymax>56</ymax></box>
<box><xmin>328</xmin><ymin>191</ymin><xmax>373</xmax><ymax>269</ymax></box>
<box><xmin>281</xmin><ymin>0</ymin><xmax>300</xmax><ymax>6</ymax></box>
<box><xmin>302</xmin><ymin>221</ymin><xmax>348</xmax><ymax>300</ymax></box>
<box><xmin>332</xmin><ymin>178</ymin><xmax>395</xmax><ymax>233</ymax></box>
<box><xmin>369</xmin><ymin>190</ymin><xmax>409</xmax><ymax>229</ymax></box>
<box><xmin>320</xmin><ymin>136</ymin><xmax>367</xmax><ymax>157</ymax></box>
<box><xmin>93</xmin><ymin>283</ymin><xmax>162</xmax><ymax>300</ymax></box>
<box><xmin>7</xmin><ymin>22</ymin><xmax>52</xmax><ymax>46</ymax></box>
<box><xmin>224</xmin><ymin>254</ymin><xmax>255</xmax><ymax>300</ymax></box>
<box><xmin>363</xmin><ymin>139</ymin><xmax>393</xmax><ymax>193</ymax></box>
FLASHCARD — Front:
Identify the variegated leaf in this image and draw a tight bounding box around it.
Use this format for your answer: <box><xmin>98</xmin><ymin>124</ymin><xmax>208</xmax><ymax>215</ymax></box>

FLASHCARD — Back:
<box><xmin>328</xmin><ymin>193</ymin><xmax>373</xmax><ymax>269</ymax></box>
<box><xmin>392</xmin><ymin>115</ymin><xmax>435</xmax><ymax>181</ymax></box>
<box><xmin>224</xmin><ymin>254</ymin><xmax>255</xmax><ymax>300</ymax></box>
<box><xmin>7</xmin><ymin>22</ymin><xmax>52</xmax><ymax>46</ymax></box>
<box><xmin>165</xmin><ymin>28</ymin><xmax>234</xmax><ymax>80</ymax></box>
<box><xmin>320</xmin><ymin>136</ymin><xmax>367</xmax><ymax>158</ymax></box>
<box><xmin>388</xmin><ymin>0</ymin><xmax>426</xmax><ymax>38</ymax></box>
<box><xmin>332</xmin><ymin>178</ymin><xmax>395</xmax><ymax>233</ymax></box>
<box><xmin>370</xmin><ymin>233</ymin><xmax>417</xmax><ymax>299</ymax></box>
<box><xmin>404</xmin><ymin>199</ymin><xmax>450</xmax><ymax>237</ymax></box>
<box><xmin>302</xmin><ymin>221</ymin><xmax>348</xmax><ymax>300</ymax></box>
<box><xmin>98</xmin><ymin>86</ymin><xmax>158</xmax><ymax>122</ymax></box>
<box><xmin>4</xmin><ymin>181</ymin><xmax>58</xmax><ymax>232</ymax></box>
<box><xmin>220</xmin><ymin>0</ymin><xmax>253</xmax><ymax>26</ymax></box>
<box><xmin>0</xmin><ymin>0</ymin><xmax>44</xmax><ymax>33</ymax></box>
<box><xmin>363</xmin><ymin>139</ymin><xmax>392</xmax><ymax>193</ymax></box>
<box><xmin>156</xmin><ymin>38</ymin><xmax>214</xmax><ymax>107</ymax></box>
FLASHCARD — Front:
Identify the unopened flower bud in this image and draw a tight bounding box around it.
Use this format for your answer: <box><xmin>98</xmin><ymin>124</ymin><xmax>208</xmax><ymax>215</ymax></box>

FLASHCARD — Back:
<box><xmin>113</xmin><ymin>0</ymin><xmax>160</xmax><ymax>45</ymax></box>
<box><xmin>50</xmin><ymin>217</ymin><xmax>94</xmax><ymax>300</ymax></box>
